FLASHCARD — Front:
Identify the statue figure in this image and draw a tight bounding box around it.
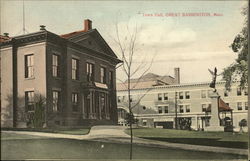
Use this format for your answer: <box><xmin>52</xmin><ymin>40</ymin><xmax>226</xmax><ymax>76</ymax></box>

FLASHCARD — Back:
<box><xmin>208</xmin><ymin>67</ymin><xmax>220</xmax><ymax>92</ymax></box>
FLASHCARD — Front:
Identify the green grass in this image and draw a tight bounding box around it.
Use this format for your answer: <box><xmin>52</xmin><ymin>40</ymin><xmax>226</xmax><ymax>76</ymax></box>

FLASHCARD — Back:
<box><xmin>125</xmin><ymin>128</ymin><xmax>248</xmax><ymax>149</ymax></box>
<box><xmin>1</xmin><ymin>127</ymin><xmax>90</xmax><ymax>135</ymax></box>
<box><xmin>1</xmin><ymin>132</ymin><xmax>246</xmax><ymax>160</ymax></box>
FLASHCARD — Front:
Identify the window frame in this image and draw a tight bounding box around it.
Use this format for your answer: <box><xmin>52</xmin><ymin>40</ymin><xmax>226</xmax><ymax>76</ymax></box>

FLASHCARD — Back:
<box><xmin>25</xmin><ymin>91</ymin><xmax>35</xmax><ymax>112</ymax></box>
<box><xmin>52</xmin><ymin>54</ymin><xmax>60</xmax><ymax>77</ymax></box>
<box><xmin>72</xmin><ymin>58</ymin><xmax>79</xmax><ymax>80</ymax></box>
<box><xmin>224</xmin><ymin>91</ymin><xmax>228</xmax><ymax>97</ymax></box>
<box><xmin>185</xmin><ymin>105</ymin><xmax>190</xmax><ymax>113</ymax></box>
<box><xmin>244</xmin><ymin>89</ymin><xmax>248</xmax><ymax>96</ymax></box>
<box><xmin>237</xmin><ymin>102</ymin><xmax>242</xmax><ymax>110</ymax></box>
<box><xmin>158</xmin><ymin>93</ymin><xmax>162</xmax><ymax>101</ymax></box>
<box><xmin>185</xmin><ymin>91</ymin><xmax>190</xmax><ymax>99</ymax></box>
<box><xmin>237</xmin><ymin>88</ymin><xmax>242</xmax><ymax>96</ymax></box>
<box><xmin>87</xmin><ymin>63</ymin><xmax>94</xmax><ymax>81</ymax></box>
<box><xmin>117</xmin><ymin>96</ymin><xmax>121</xmax><ymax>103</ymax></box>
<box><xmin>245</xmin><ymin>102</ymin><xmax>248</xmax><ymax>110</ymax></box>
<box><xmin>163</xmin><ymin>93</ymin><xmax>168</xmax><ymax>100</ymax></box>
<box><xmin>164</xmin><ymin>106</ymin><xmax>168</xmax><ymax>113</ymax></box>
<box><xmin>109</xmin><ymin>71</ymin><xmax>113</xmax><ymax>88</ymax></box>
<box><xmin>202</xmin><ymin>104</ymin><xmax>207</xmax><ymax>112</ymax></box>
<box><xmin>201</xmin><ymin>90</ymin><xmax>206</xmax><ymax>98</ymax></box>
<box><xmin>179</xmin><ymin>92</ymin><xmax>184</xmax><ymax>99</ymax></box>
<box><xmin>52</xmin><ymin>91</ymin><xmax>60</xmax><ymax>112</ymax></box>
<box><xmin>72</xmin><ymin>93</ymin><xmax>79</xmax><ymax>112</ymax></box>
<box><xmin>158</xmin><ymin>106</ymin><xmax>163</xmax><ymax>114</ymax></box>
<box><xmin>179</xmin><ymin>105</ymin><xmax>184</xmax><ymax>113</ymax></box>
<box><xmin>25</xmin><ymin>54</ymin><xmax>34</xmax><ymax>78</ymax></box>
<box><xmin>100</xmin><ymin>67</ymin><xmax>106</xmax><ymax>84</ymax></box>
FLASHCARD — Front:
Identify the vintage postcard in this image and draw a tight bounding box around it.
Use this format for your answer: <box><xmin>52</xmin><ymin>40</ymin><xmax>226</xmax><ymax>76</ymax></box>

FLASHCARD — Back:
<box><xmin>1</xmin><ymin>0</ymin><xmax>249</xmax><ymax>160</ymax></box>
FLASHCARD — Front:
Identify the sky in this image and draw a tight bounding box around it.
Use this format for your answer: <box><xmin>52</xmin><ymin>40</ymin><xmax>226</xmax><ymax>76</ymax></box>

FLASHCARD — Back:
<box><xmin>1</xmin><ymin>0</ymin><xmax>247</xmax><ymax>84</ymax></box>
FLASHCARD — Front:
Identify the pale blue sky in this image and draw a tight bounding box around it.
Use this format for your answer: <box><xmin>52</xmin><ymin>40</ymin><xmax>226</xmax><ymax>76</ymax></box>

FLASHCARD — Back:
<box><xmin>1</xmin><ymin>1</ymin><xmax>247</xmax><ymax>83</ymax></box>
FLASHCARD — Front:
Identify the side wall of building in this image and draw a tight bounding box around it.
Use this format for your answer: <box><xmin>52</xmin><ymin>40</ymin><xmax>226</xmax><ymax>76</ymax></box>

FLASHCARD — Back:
<box><xmin>16</xmin><ymin>42</ymin><xmax>47</xmax><ymax>127</ymax></box>
<box><xmin>1</xmin><ymin>47</ymin><xmax>14</xmax><ymax>127</ymax></box>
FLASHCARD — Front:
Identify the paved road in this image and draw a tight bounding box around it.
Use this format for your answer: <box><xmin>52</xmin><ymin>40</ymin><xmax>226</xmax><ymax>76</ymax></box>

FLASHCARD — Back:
<box><xmin>2</xmin><ymin>125</ymin><xmax>248</xmax><ymax>156</ymax></box>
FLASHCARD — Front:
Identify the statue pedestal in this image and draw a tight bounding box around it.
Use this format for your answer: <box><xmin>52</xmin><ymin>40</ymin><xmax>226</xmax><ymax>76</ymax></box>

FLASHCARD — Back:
<box><xmin>204</xmin><ymin>91</ymin><xmax>224</xmax><ymax>132</ymax></box>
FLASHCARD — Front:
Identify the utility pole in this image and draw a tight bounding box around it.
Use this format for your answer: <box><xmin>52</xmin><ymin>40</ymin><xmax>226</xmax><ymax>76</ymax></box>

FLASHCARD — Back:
<box><xmin>175</xmin><ymin>91</ymin><xmax>178</xmax><ymax>129</ymax></box>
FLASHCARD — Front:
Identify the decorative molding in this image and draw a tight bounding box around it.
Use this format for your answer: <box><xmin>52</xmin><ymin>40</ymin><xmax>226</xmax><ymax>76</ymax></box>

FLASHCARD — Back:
<box><xmin>24</xmin><ymin>88</ymin><xmax>35</xmax><ymax>91</ymax></box>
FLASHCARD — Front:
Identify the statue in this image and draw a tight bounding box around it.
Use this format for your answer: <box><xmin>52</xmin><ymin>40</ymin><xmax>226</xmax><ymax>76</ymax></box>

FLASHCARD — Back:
<box><xmin>208</xmin><ymin>67</ymin><xmax>220</xmax><ymax>92</ymax></box>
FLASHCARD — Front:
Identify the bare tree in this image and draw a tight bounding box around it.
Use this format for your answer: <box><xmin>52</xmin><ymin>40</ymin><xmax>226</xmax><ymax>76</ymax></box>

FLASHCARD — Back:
<box><xmin>113</xmin><ymin>22</ymin><xmax>156</xmax><ymax>160</ymax></box>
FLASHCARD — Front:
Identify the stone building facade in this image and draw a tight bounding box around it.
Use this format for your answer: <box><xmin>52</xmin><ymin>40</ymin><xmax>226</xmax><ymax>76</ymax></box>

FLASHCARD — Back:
<box><xmin>117</xmin><ymin>74</ymin><xmax>248</xmax><ymax>131</ymax></box>
<box><xmin>1</xmin><ymin>19</ymin><xmax>122</xmax><ymax>128</ymax></box>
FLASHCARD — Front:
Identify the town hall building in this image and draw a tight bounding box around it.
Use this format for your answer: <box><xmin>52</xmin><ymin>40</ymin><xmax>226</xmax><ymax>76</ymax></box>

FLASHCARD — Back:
<box><xmin>1</xmin><ymin>19</ymin><xmax>122</xmax><ymax>128</ymax></box>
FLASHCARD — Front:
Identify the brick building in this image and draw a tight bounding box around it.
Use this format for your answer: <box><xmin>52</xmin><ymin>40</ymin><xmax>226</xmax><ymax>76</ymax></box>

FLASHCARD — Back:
<box><xmin>1</xmin><ymin>19</ymin><xmax>122</xmax><ymax>128</ymax></box>
<box><xmin>117</xmin><ymin>72</ymin><xmax>248</xmax><ymax>131</ymax></box>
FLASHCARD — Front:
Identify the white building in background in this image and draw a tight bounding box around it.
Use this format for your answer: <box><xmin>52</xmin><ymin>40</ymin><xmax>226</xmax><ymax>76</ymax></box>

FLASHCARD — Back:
<box><xmin>117</xmin><ymin>70</ymin><xmax>248</xmax><ymax>131</ymax></box>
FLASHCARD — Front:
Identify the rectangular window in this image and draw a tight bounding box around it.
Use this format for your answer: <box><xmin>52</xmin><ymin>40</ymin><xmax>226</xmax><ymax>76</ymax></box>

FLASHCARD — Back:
<box><xmin>185</xmin><ymin>91</ymin><xmax>190</xmax><ymax>99</ymax></box>
<box><xmin>158</xmin><ymin>93</ymin><xmax>162</xmax><ymax>101</ymax></box>
<box><xmin>164</xmin><ymin>106</ymin><xmax>168</xmax><ymax>113</ymax></box>
<box><xmin>158</xmin><ymin>107</ymin><xmax>162</xmax><ymax>114</ymax></box>
<box><xmin>237</xmin><ymin>88</ymin><xmax>242</xmax><ymax>96</ymax></box>
<box><xmin>52</xmin><ymin>54</ymin><xmax>60</xmax><ymax>77</ymax></box>
<box><xmin>25</xmin><ymin>91</ymin><xmax>34</xmax><ymax>112</ymax></box>
<box><xmin>179</xmin><ymin>92</ymin><xmax>184</xmax><ymax>99</ymax></box>
<box><xmin>244</xmin><ymin>89</ymin><xmax>248</xmax><ymax>96</ymax></box>
<box><xmin>224</xmin><ymin>91</ymin><xmax>228</xmax><ymax>97</ymax></box>
<box><xmin>207</xmin><ymin>104</ymin><xmax>211</xmax><ymax>112</ymax></box>
<box><xmin>185</xmin><ymin>105</ymin><xmax>190</xmax><ymax>113</ymax></box>
<box><xmin>117</xmin><ymin>96</ymin><xmax>121</xmax><ymax>103</ymax></box>
<box><xmin>109</xmin><ymin>71</ymin><xmax>113</xmax><ymax>87</ymax></box>
<box><xmin>25</xmin><ymin>54</ymin><xmax>34</xmax><ymax>78</ymax></box>
<box><xmin>245</xmin><ymin>102</ymin><xmax>248</xmax><ymax>110</ymax></box>
<box><xmin>201</xmin><ymin>90</ymin><xmax>206</xmax><ymax>98</ymax></box>
<box><xmin>52</xmin><ymin>91</ymin><xmax>59</xmax><ymax>112</ymax></box>
<box><xmin>72</xmin><ymin>93</ymin><xmax>79</xmax><ymax>112</ymax></box>
<box><xmin>179</xmin><ymin>105</ymin><xmax>184</xmax><ymax>113</ymax></box>
<box><xmin>122</xmin><ymin>96</ymin><xmax>125</xmax><ymax>101</ymax></box>
<box><xmin>72</xmin><ymin>58</ymin><xmax>79</xmax><ymax>80</ymax></box>
<box><xmin>129</xmin><ymin>95</ymin><xmax>133</xmax><ymax>102</ymax></box>
<box><xmin>163</xmin><ymin>93</ymin><xmax>168</xmax><ymax>100</ymax></box>
<box><xmin>202</xmin><ymin>104</ymin><xmax>207</xmax><ymax>112</ymax></box>
<box><xmin>100</xmin><ymin>67</ymin><xmax>106</xmax><ymax>83</ymax></box>
<box><xmin>87</xmin><ymin>63</ymin><xmax>94</xmax><ymax>81</ymax></box>
<box><xmin>237</xmin><ymin>102</ymin><xmax>242</xmax><ymax>110</ymax></box>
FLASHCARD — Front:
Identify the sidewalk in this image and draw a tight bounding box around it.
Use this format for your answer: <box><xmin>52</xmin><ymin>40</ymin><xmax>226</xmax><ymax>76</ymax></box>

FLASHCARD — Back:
<box><xmin>2</xmin><ymin>125</ymin><xmax>248</xmax><ymax>156</ymax></box>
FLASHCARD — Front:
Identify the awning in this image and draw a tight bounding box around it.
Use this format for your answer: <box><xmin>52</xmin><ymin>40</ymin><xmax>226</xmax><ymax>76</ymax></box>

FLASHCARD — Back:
<box><xmin>206</xmin><ymin>98</ymin><xmax>232</xmax><ymax>112</ymax></box>
<box><xmin>218</xmin><ymin>98</ymin><xmax>232</xmax><ymax>111</ymax></box>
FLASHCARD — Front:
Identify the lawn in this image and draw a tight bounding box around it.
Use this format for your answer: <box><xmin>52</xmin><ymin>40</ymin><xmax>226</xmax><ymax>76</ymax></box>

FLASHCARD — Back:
<box><xmin>125</xmin><ymin>128</ymin><xmax>248</xmax><ymax>149</ymax></box>
<box><xmin>1</xmin><ymin>127</ymin><xmax>90</xmax><ymax>135</ymax></box>
<box><xmin>1</xmin><ymin>132</ymin><xmax>247</xmax><ymax>160</ymax></box>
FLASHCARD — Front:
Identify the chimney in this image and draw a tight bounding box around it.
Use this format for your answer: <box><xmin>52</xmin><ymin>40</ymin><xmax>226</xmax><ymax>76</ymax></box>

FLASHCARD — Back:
<box><xmin>174</xmin><ymin>67</ymin><xmax>180</xmax><ymax>84</ymax></box>
<box><xmin>40</xmin><ymin>25</ymin><xmax>46</xmax><ymax>31</ymax></box>
<box><xmin>84</xmin><ymin>19</ymin><xmax>92</xmax><ymax>31</ymax></box>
